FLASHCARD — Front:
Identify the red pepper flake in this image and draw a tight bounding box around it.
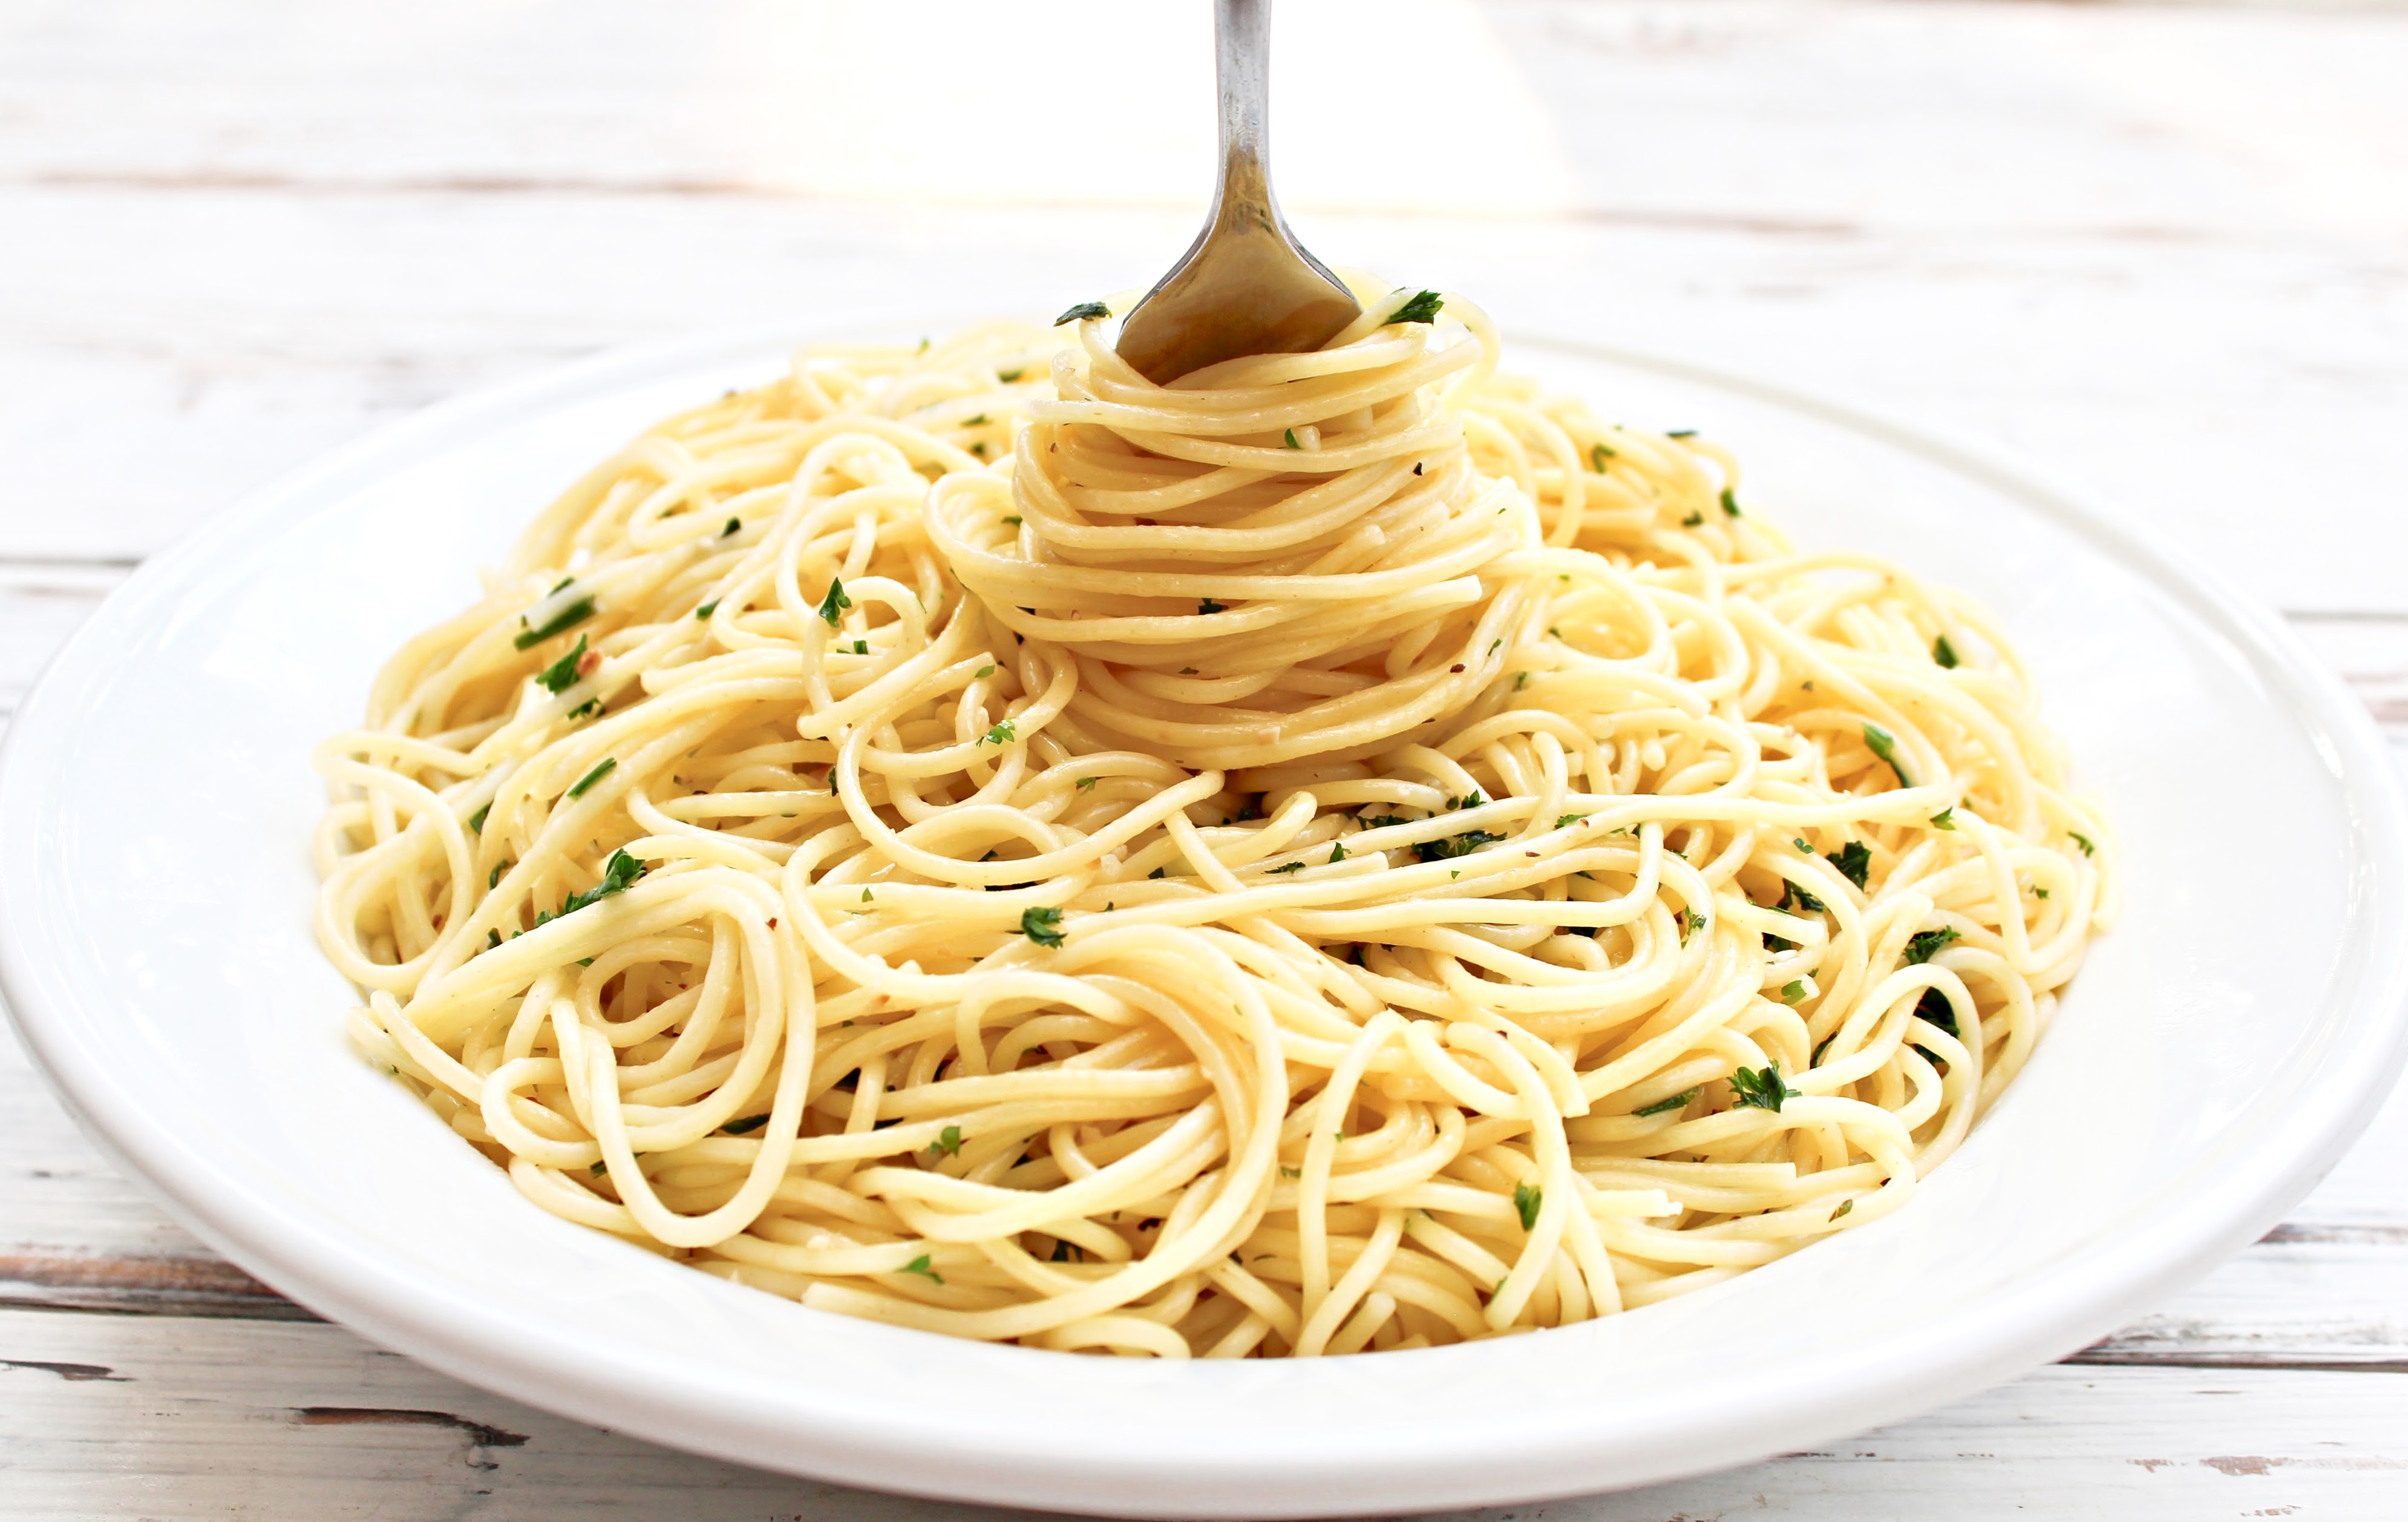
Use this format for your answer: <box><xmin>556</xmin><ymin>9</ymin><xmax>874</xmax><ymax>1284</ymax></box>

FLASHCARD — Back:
<box><xmin>767</xmin><ymin>917</ymin><xmax>779</xmax><ymax>929</ymax></box>
<box><xmin>575</xmin><ymin>651</ymin><xmax>601</xmax><ymax>678</ymax></box>
<box><xmin>1449</xmin><ymin>664</ymin><xmax>1465</xmax><ymax>673</ymax></box>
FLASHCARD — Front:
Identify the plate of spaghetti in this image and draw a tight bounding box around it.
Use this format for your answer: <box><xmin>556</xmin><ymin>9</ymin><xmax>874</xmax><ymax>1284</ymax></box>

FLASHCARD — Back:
<box><xmin>4</xmin><ymin>282</ymin><xmax>2403</xmax><ymax>1518</ymax></box>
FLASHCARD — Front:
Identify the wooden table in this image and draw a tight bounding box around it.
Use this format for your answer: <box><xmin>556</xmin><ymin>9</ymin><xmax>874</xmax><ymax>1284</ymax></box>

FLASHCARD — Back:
<box><xmin>4</xmin><ymin>2</ymin><xmax>2404</xmax><ymax>1515</ymax></box>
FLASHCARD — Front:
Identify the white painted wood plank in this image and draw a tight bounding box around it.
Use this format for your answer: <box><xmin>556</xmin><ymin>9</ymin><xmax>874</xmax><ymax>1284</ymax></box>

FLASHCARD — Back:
<box><xmin>2</xmin><ymin>1307</ymin><xmax>2404</xmax><ymax>1521</ymax></box>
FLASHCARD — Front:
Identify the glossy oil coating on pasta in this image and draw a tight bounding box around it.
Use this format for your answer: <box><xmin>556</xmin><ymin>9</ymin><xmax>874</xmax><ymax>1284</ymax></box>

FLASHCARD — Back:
<box><xmin>316</xmin><ymin>283</ymin><xmax>2114</xmax><ymax>1359</ymax></box>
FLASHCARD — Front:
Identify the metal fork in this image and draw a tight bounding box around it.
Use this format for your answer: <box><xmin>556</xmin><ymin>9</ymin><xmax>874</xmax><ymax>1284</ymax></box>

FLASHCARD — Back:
<box><xmin>1114</xmin><ymin>0</ymin><xmax>1361</xmax><ymax>385</ymax></box>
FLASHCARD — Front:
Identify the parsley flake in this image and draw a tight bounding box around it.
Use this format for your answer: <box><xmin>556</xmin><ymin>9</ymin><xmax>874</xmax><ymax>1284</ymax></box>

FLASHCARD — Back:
<box><xmin>1054</xmin><ymin>300</ymin><xmax>1110</xmax><ymax>325</ymax></box>
<box><xmin>1076</xmin><ymin>776</ymin><xmax>1099</xmax><ymax>791</ymax></box>
<box><xmin>1635</xmin><ymin>1089</ymin><xmax>1696</xmax><ymax>1117</ymax></box>
<box><xmin>817</xmin><ymin>578</ymin><xmax>852</xmax><ymax>628</ymax></box>
<box><xmin>901</xmin><ymin>1253</ymin><xmax>944</xmax><ymax>1284</ymax></box>
<box><xmin>1557</xmin><ymin>813</ymin><xmax>1585</xmax><ymax>829</ymax></box>
<box><xmin>695</xmin><ymin>599</ymin><xmax>719</xmax><ymax>619</ymax></box>
<box><xmin>1020</xmin><ymin>906</ymin><xmax>1065</xmax><ymax>947</ymax></box>
<box><xmin>2070</xmin><ymin>831</ymin><xmax>2096</xmax><ymax>856</ymax></box>
<box><xmin>467</xmin><ymin>802</ymin><xmax>490</xmax><ymax>835</ymax></box>
<box><xmin>1827</xmin><ymin>841</ymin><xmax>1871</xmax><ymax>889</ymax></box>
<box><xmin>721</xmin><ymin>517</ymin><xmax>740</xmax><ymax>538</ymax></box>
<box><xmin>536</xmin><ymin>634</ymin><xmax>589</xmax><ymax>695</ymax></box>
<box><xmin>1415</xmin><ymin>830</ymin><xmax>1505</xmax><ymax>863</ymax></box>
<box><xmin>1268</xmin><ymin>861</ymin><xmax>1305</xmax><ymax>875</ymax></box>
<box><xmin>974</xmin><ymin>664</ymin><xmax>995</xmax><ymax>678</ymax></box>
<box><xmin>998</xmin><ymin>367</ymin><xmax>1024</xmax><ymax>383</ymax></box>
<box><xmin>1931</xmin><ymin>808</ymin><xmax>1957</xmax><ymax>830</ymax></box>
<box><xmin>1728</xmin><ymin>1062</ymin><xmax>1798</xmax><ymax>1113</ymax></box>
<box><xmin>1720</xmin><ymin>488</ymin><xmax>1741</xmax><ymax>517</ymax></box>
<box><xmin>1590</xmin><ymin>442</ymin><xmax>1615</xmax><ymax>471</ymax></box>
<box><xmin>1934</xmin><ymin>634</ymin><xmax>1960</xmax><ymax>669</ymax></box>
<box><xmin>558</xmin><ymin>848</ymin><xmax>649</xmax><ymax>916</ymax></box>
<box><xmin>1283</xmin><ymin>428</ymin><xmax>1301</xmax><ymax>449</ymax></box>
<box><xmin>1387</xmin><ymin>290</ymin><xmax>1443</xmax><ymax>324</ymax></box>
<box><xmin>1862</xmin><ymin>723</ymin><xmax>1912</xmax><ymax>786</ymax></box>
<box><xmin>1781</xmin><ymin>979</ymin><xmax>1808</xmax><ymax>1003</ymax></box>
<box><xmin>723</xmin><ymin>1114</ymin><xmax>770</xmax><ymax>1135</ymax></box>
<box><xmin>566</xmin><ymin>758</ymin><xmax>617</xmax><ymax>800</ymax></box>
<box><xmin>1199</xmin><ymin>598</ymin><xmax>1227</xmax><ymax>614</ymax></box>
<box><xmin>1511</xmin><ymin>1179</ymin><xmax>1542</xmax><ymax>1230</ymax></box>
<box><xmin>512</xmin><ymin>596</ymin><xmax>595</xmax><ymax>651</ymax></box>
<box><xmin>1904</xmin><ymin>926</ymin><xmax>1961</xmax><ymax>965</ymax></box>
<box><xmin>931</xmin><ymin>1124</ymin><xmax>963</xmax><ymax>1157</ymax></box>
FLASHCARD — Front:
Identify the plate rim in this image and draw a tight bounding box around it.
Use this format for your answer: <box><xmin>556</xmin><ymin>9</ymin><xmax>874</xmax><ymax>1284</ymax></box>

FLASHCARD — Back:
<box><xmin>4</xmin><ymin>320</ymin><xmax>2404</xmax><ymax>1517</ymax></box>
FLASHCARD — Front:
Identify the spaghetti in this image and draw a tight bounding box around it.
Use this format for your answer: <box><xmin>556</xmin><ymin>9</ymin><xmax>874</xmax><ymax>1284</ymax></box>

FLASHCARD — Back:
<box><xmin>315</xmin><ymin>283</ymin><xmax>2114</xmax><ymax>1359</ymax></box>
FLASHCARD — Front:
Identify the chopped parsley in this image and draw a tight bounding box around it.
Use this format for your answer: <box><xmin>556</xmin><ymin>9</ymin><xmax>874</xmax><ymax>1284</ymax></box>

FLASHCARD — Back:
<box><xmin>1667</xmin><ymin>428</ymin><xmax>1697</xmax><ymax>439</ymax></box>
<box><xmin>1635</xmin><ymin>1089</ymin><xmax>1695</xmax><ymax>1117</ymax></box>
<box><xmin>1199</xmin><ymin>598</ymin><xmax>1227</xmax><ymax>615</ymax></box>
<box><xmin>1329</xmin><ymin>841</ymin><xmax>1348</xmax><ymax>864</ymax></box>
<box><xmin>931</xmin><ymin>1124</ymin><xmax>963</xmax><ymax>1157</ymax></box>
<box><xmin>1934</xmin><ymin>635</ymin><xmax>1960</xmax><ymax>669</ymax></box>
<box><xmin>1832</xmin><ymin>1199</ymin><xmax>1854</xmax><ymax>1221</ymax></box>
<box><xmin>1728</xmin><ymin>1062</ymin><xmax>1798</xmax><ymax>1113</ymax></box>
<box><xmin>1720</xmin><ymin>488</ymin><xmax>1740</xmax><ymax>517</ymax></box>
<box><xmin>981</xmin><ymin>718</ymin><xmax>1016</xmax><ymax>745</ymax></box>
<box><xmin>1386</xmin><ymin>289</ymin><xmax>1444</xmax><ymax>324</ymax></box>
<box><xmin>964</xmin><ymin>414</ymin><xmax>988</xmax><ymax>427</ymax></box>
<box><xmin>1776</xmin><ymin>879</ymin><xmax>1825</xmax><ymax>915</ymax></box>
<box><xmin>721</xmin><ymin>517</ymin><xmax>741</xmax><ymax>538</ymax></box>
<box><xmin>566</xmin><ymin>758</ymin><xmax>617</xmax><ymax>799</ymax></box>
<box><xmin>2070</xmin><ymin>831</ymin><xmax>2096</xmax><ymax>856</ymax></box>
<box><xmin>1511</xmin><ymin>1179</ymin><xmax>1542</xmax><ymax>1231</ymax></box>
<box><xmin>1283</xmin><ymin>428</ymin><xmax>1301</xmax><ymax>449</ymax></box>
<box><xmin>558</xmin><ymin>848</ymin><xmax>649</xmax><ymax>915</ymax></box>
<box><xmin>1076</xmin><ymin>776</ymin><xmax>1099</xmax><ymax>790</ymax></box>
<box><xmin>1931</xmin><ymin>808</ymin><xmax>1957</xmax><ymax>830</ymax></box>
<box><xmin>467</xmin><ymin>802</ymin><xmax>489</xmax><ymax>835</ymax></box>
<box><xmin>1904</xmin><ymin>926</ymin><xmax>1961</xmax><ymax>965</ymax></box>
<box><xmin>817</xmin><ymin>578</ymin><xmax>852</xmax><ymax>628</ymax></box>
<box><xmin>566</xmin><ymin>698</ymin><xmax>600</xmax><ymax>720</ymax></box>
<box><xmin>1148</xmin><ymin>867</ymin><xmax>1166</xmax><ymax>879</ymax></box>
<box><xmin>1862</xmin><ymin>723</ymin><xmax>1912</xmax><ymax>786</ymax></box>
<box><xmin>1680</xmin><ymin>908</ymin><xmax>1706</xmax><ymax>943</ymax></box>
<box><xmin>1362</xmin><ymin>815</ymin><xmax>1410</xmax><ymax>830</ymax></box>
<box><xmin>1681</xmin><ymin>511</ymin><xmax>1703</xmax><ymax>527</ymax></box>
<box><xmin>1781</xmin><ymin>980</ymin><xmax>1808</xmax><ymax>1003</ymax></box>
<box><xmin>722</xmin><ymin>1114</ymin><xmax>770</xmax><ymax>1135</ymax></box>
<box><xmin>852</xmin><ymin>638</ymin><xmax>869</xmax><ymax>654</ymax></box>
<box><xmin>1415</xmin><ymin>830</ymin><xmax>1505</xmax><ymax>863</ymax></box>
<box><xmin>1020</xmin><ymin>906</ymin><xmax>1065</xmax><ymax>947</ymax></box>
<box><xmin>512</xmin><ymin>596</ymin><xmax>595</xmax><ymax>650</ymax></box>
<box><xmin>974</xmin><ymin>664</ymin><xmax>995</xmax><ymax>678</ymax></box>
<box><xmin>1590</xmin><ymin>442</ymin><xmax>1615</xmax><ymax>471</ymax></box>
<box><xmin>1793</xmin><ymin>836</ymin><xmax>1813</xmax><ymax>854</ymax></box>
<box><xmin>998</xmin><ymin>367</ymin><xmax>1024</xmax><ymax>383</ymax></box>
<box><xmin>900</xmin><ymin>1253</ymin><xmax>943</xmax><ymax>1284</ymax></box>
<box><xmin>1054</xmin><ymin>300</ymin><xmax>1110</xmax><ymax>325</ymax></box>
<box><xmin>1452</xmin><ymin>790</ymin><xmax>1487</xmax><ymax>811</ymax></box>
<box><xmin>1268</xmin><ymin>861</ymin><xmax>1306</xmax><ymax>875</ymax></box>
<box><xmin>536</xmin><ymin>634</ymin><xmax>589</xmax><ymax>694</ymax></box>
<box><xmin>1827</xmin><ymin>841</ymin><xmax>1871</xmax><ymax>890</ymax></box>
<box><xmin>695</xmin><ymin>599</ymin><xmax>719</xmax><ymax>619</ymax></box>
<box><xmin>1914</xmin><ymin>985</ymin><xmax>1958</xmax><ymax>1036</ymax></box>
<box><xmin>1557</xmin><ymin>813</ymin><xmax>1585</xmax><ymax>829</ymax></box>
<box><xmin>1050</xmin><ymin>1238</ymin><xmax>1080</xmax><ymax>1261</ymax></box>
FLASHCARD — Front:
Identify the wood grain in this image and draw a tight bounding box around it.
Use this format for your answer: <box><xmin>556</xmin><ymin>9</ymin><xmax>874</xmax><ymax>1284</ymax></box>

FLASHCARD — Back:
<box><xmin>4</xmin><ymin>1305</ymin><xmax>2406</xmax><ymax>1521</ymax></box>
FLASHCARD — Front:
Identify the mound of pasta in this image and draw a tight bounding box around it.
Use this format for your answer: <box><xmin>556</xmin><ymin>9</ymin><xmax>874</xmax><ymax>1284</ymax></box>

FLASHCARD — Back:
<box><xmin>316</xmin><ymin>284</ymin><xmax>2113</xmax><ymax>1359</ymax></box>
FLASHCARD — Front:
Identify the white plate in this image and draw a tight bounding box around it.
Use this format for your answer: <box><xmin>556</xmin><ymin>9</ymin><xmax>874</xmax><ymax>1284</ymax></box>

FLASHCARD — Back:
<box><xmin>5</xmin><ymin>324</ymin><xmax>2404</xmax><ymax>1519</ymax></box>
